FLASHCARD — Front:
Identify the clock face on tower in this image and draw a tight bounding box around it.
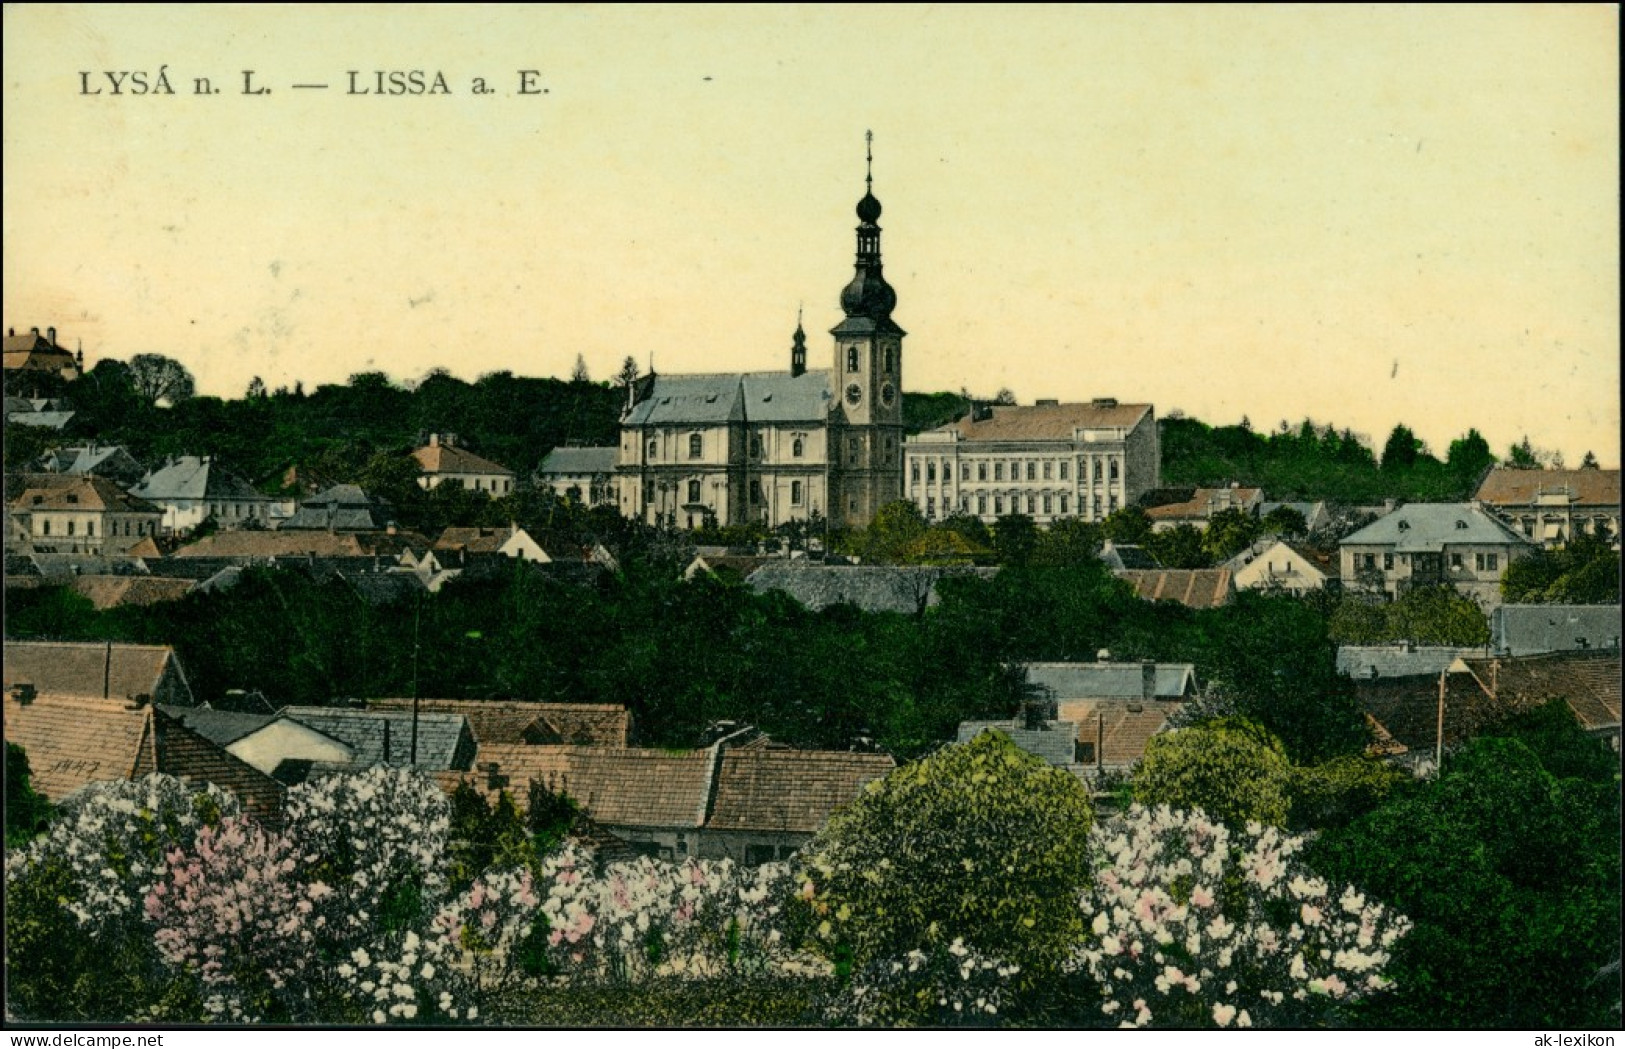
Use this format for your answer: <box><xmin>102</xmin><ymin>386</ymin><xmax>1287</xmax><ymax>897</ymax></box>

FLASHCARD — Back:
<box><xmin>880</xmin><ymin>383</ymin><xmax>896</xmax><ymax>407</ymax></box>
<box><xmin>845</xmin><ymin>383</ymin><xmax>863</xmax><ymax>406</ymax></box>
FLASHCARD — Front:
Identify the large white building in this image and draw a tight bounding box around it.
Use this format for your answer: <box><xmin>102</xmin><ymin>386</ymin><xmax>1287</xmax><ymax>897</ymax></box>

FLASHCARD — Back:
<box><xmin>903</xmin><ymin>399</ymin><xmax>1159</xmax><ymax>525</ymax></box>
<box><xmin>614</xmin><ymin>146</ymin><xmax>905</xmax><ymax>531</ymax></box>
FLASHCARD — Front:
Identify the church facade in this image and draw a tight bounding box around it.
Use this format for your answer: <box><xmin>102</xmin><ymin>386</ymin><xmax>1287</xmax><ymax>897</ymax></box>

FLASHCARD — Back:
<box><xmin>615</xmin><ymin>155</ymin><xmax>905</xmax><ymax>531</ymax></box>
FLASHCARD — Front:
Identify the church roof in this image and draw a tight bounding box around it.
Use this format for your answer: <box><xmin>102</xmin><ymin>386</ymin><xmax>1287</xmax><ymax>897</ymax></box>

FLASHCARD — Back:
<box><xmin>539</xmin><ymin>446</ymin><xmax>618</xmax><ymax>475</ymax></box>
<box><xmin>740</xmin><ymin>370</ymin><xmax>832</xmax><ymax>423</ymax></box>
<box><xmin>623</xmin><ymin>370</ymin><xmax>833</xmax><ymax>427</ymax></box>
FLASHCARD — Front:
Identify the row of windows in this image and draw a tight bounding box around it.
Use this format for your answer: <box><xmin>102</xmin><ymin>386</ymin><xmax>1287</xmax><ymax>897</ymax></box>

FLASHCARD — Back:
<box><xmin>921</xmin><ymin>493</ymin><xmax>1120</xmax><ymax>519</ymax></box>
<box><xmin>1359</xmin><ymin>552</ymin><xmax>1501</xmax><ymax>572</ymax></box>
<box><xmin>39</xmin><ymin>517</ymin><xmax>155</xmax><ymax>538</ymax></box>
<box><xmin>648</xmin><ymin>433</ymin><xmax>897</xmax><ymax>464</ymax></box>
<box><xmin>846</xmin><ymin>345</ymin><xmax>897</xmax><ymax>374</ymax></box>
<box><xmin>909</xmin><ymin>458</ymin><xmax>1122</xmax><ymax>484</ymax></box>
<box><xmin>646</xmin><ymin>479</ymin><xmax>809</xmax><ymax>507</ymax></box>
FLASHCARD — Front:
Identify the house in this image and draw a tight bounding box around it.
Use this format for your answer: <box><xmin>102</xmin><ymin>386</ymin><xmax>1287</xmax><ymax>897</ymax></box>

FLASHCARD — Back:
<box><xmin>448</xmin><ymin>734</ymin><xmax>892</xmax><ymax>862</ymax></box>
<box><xmin>280</xmin><ymin>483</ymin><xmax>395</xmax><ymax>531</ymax></box>
<box><xmin>684</xmin><ymin>553</ymin><xmax>776</xmax><ymax>582</ymax></box>
<box><xmin>367</xmin><ymin>698</ymin><xmax>634</xmax><ymax>748</ymax></box>
<box><xmin>7</xmin><ymin>475</ymin><xmax>163</xmax><ymax>554</ymax></box>
<box><xmin>1098</xmin><ymin>541</ymin><xmax>1158</xmax><ymax>570</ymax></box>
<box><xmin>130</xmin><ymin>455</ymin><xmax>271</xmax><ymax>534</ymax></box>
<box><xmin>1490</xmin><ymin>604</ymin><xmax>1622</xmax><ymax>657</ymax></box>
<box><xmin>277</xmin><ymin>706</ymin><xmax>476</xmax><ymax>772</ymax></box>
<box><xmin>537</xmin><ymin>446</ymin><xmax>618</xmax><ymax>506</ymax></box>
<box><xmin>616</xmin><ymin>166</ymin><xmax>910</xmax><ymax>532</ymax></box>
<box><xmin>1339</xmin><ymin>503</ymin><xmax>1536</xmax><ymax>607</ymax></box>
<box><xmin>36</xmin><ymin>443</ymin><xmax>147</xmax><ymax>487</ymax></box>
<box><xmin>170</xmin><ymin>528</ymin><xmax>432</xmax><ymax>560</ymax></box>
<box><xmin>957</xmin><ymin>720</ymin><xmax>1081</xmax><ymax>767</ymax></box>
<box><xmin>1141</xmin><ymin>486</ymin><xmax>1264</xmax><ymax>532</ymax></box>
<box><xmin>411</xmin><ymin>434</ymin><xmax>516</xmax><ymax>497</ymax></box>
<box><xmin>1022</xmin><ymin>660</ymin><xmax>1197</xmax><ymax>769</ymax></box>
<box><xmin>905</xmin><ymin>399</ymin><xmax>1159</xmax><ymax>526</ymax></box>
<box><xmin>3</xmin><ymin>326</ymin><xmax>81</xmax><ymax>384</ymax></box>
<box><xmin>66</xmin><ymin>574</ymin><xmax>197</xmax><ymax>611</ymax></box>
<box><xmin>1337</xmin><ymin>644</ymin><xmax>1487</xmax><ymax>681</ymax></box>
<box><xmin>1024</xmin><ymin>660</ymin><xmax>1200</xmax><ymax>702</ymax></box>
<box><xmin>5</xmin><ymin>396</ymin><xmax>74</xmax><ymax>430</ymax></box>
<box><xmin>746</xmin><ymin>562</ymin><xmax>999</xmax><ymax>614</ymax></box>
<box><xmin>434</xmin><ymin>525</ymin><xmax>549</xmax><ymax>563</ymax></box>
<box><xmin>156</xmin><ymin>705</ymin><xmax>354</xmax><ymax>779</ymax></box>
<box><xmin>1473</xmin><ymin>467</ymin><xmax>1621</xmax><ymax>548</ymax></box>
<box><xmin>4</xmin><ymin>639</ymin><xmax>197</xmax><ymax>706</ymax></box>
<box><xmin>3</xmin><ymin>691</ymin><xmax>285</xmax><ymax>820</ymax></box>
<box><xmin>1358</xmin><ymin>650</ymin><xmax>1622</xmax><ymax>772</ymax></box>
<box><xmin>1114</xmin><ymin>568</ymin><xmax>1234</xmax><ymax>609</ymax></box>
<box><xmin>1226</xmin><ymin>538</ymin><xmax>1340</xmax><ymax>594</ymax></box>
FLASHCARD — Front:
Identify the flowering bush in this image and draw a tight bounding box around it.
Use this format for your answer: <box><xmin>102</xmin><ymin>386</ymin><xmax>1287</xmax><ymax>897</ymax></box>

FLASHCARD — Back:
<box><xmin>282</xmin><ymin>766</ymin><xmax>453</xmax><ymax>938</ymax></box>
<box><xmin>827</xmin><ymin>938</ymin><xmax>1021</xmax><ymax>1028</ymax></box>
<box><xmin>1072</xmin><ymin>804</ymin><xmax>1412</xmax><ymax>1028</ymax></box>
<box><xmin>331</xmin><ymin>930</ymin><xmax>466</xmax><ymax>1025</ymax></box>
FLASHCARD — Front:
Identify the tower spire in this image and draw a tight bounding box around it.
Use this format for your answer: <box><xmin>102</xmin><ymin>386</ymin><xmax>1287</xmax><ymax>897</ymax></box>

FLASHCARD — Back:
<box><xmin>865</xmin><ymin>129</ymin><xmax>873</xmax><ymax>192</ymax></box>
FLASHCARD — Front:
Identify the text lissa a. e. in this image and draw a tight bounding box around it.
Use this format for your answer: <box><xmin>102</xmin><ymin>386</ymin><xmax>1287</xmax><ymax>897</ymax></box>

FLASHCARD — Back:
<box><xmin>78</xmin><ymin>69</ymin><xmax>548</xmax><ymax>97</ymax></box>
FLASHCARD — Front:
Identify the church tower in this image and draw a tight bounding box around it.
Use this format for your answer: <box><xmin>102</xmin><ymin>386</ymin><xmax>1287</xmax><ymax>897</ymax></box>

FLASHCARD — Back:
<box><xmin>830</xmin><ymin>132</ymin><xmax>905</xmax><ymax>528</ymax></box>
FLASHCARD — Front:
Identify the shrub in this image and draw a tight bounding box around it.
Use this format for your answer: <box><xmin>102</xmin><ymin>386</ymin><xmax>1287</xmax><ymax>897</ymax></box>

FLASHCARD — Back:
<box><xmin>1288</xmin><ymin>756</ymin><xmax>1408</xmax><ymax>832</ymax></box>
<box><xmin>1073</xmin><ymin>804</ymin><xmax>1412</xmax><ymax>1028</ymax></box>
<box><xmin>1133</xmin><ymin>720</ymin><xmax>1294</xmax><ymax>828</ymax></box>
<box><xmin>5</xmin><ymin>742</ymin><xmax>51</xmax><ymax>848</ymax></box>
<box><xmin>795</xmin><ymin>731</ymin><xmax>1094</xmax><ymax>990</ymax></box>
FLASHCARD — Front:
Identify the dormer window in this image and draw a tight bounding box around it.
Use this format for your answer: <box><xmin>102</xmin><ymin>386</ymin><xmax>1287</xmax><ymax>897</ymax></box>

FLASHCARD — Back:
<box><xmin>66</xmin><ymin>494</ymin><xmax>78</xmax><ymax>504</ymax></box>
<box><xmin>1397</xmin><ymin>520</ymin><xmax>1409</xmax><ymax>531</ymax></box>
<box><xmin>1455</xmin><ymin>520</ymin><xmax>1468</xmax><ymax>530</ymax></box>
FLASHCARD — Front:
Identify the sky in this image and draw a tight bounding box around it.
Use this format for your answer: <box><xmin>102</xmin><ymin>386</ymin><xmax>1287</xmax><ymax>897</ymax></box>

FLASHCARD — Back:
<box><xmin>4</xmin><ymin>5</ymin><xmax>1618</xmax><ymax>466</ymax></box>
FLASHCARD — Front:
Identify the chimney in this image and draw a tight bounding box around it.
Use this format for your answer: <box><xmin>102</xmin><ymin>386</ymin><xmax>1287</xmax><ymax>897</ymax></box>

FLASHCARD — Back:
<box><xmin>383</xmin><ymin>720</ymin><xmax>392</xmax><ymax>764</ymax></box>
<box><xmin>1096</xmin><ymin>649</ymin><xmax>1111</xmax><ymax>664</ymax></box>
<box><xmin>125</xmin><ymin>693</ymin><xmax>151</xmax><ymax>711</ymax></box>
<box><xmin>481</xmin><ymin>761</ymin><xmax>508</xmax><ymax>791</ymax></box>
<box><xmin>1141</xmin><ymin>661</ymin><xmax>1156</xmax><ymax>701</ymax></box>
<box><xmin>47</xmin><ymin>326</ymin><xmax>56</xmax><ymax>346</ymax></box>
<box><xmin>429</xmin><ymin>433</ymin><xmax>440</xmax><ymax>447</ymax></box>
<box><xmin>30</xmin><ymin>327</ymin><xmax>39</xmax><ymax>336</ymax></box>
<box><xmin>9</xmin><ymin>682</ymin><xmax>36</xmax><ymax>705</ymax></box>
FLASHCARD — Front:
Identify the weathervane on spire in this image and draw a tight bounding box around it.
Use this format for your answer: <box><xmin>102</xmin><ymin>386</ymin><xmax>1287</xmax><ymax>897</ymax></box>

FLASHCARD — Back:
<box><xmin>865</xmin><ymin>129</ymin><xmax>873</xmax><ymax>191</ymax></box>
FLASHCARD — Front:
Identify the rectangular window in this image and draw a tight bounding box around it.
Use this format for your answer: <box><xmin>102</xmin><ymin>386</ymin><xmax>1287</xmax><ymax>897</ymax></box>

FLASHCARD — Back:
<box><xmin>1059</xmin><ymin>461</ymin><xmax>1068</xmax><ymax>481</ymax></box>
<box><xmin>911</xmin><ymin>462</ymin><xmax>920</xmax><ymax>483</ymax></box>
<box><xmin>961</xmin><ymin>462</ymin><xmax>970</xmax><ymax>482</ymax></box>
<box><xmin>87</xmin><ymin>521</ymin><xmax>95</xmax><ymax>537</ymax></box>
<box><xmin>644</xmin><ymin>480</ymin><xmax>655</xmax><ymax>503</ymax></box>
<box><xmin>1043</xmin><ymin>461</ymin><xmax>1052</xmax><ymax>480</ymax></box>
<box><xmin>977</xmin><ymin>495</ymin><xmax>987</xmax><ymax>515</ymax></box>
<box><xmin>1383</xmin><ymin>553</ymin><xmax>1394</xmax><ymax>571</ymax></box>
<box><xmin>927</xmin><ymin>462</ymin><xmax>936</xmax><ymax>483</ymax></box>
<box><xmin>994</xmin><ymin>496</ymin><xmax>1005</xmax><ymax>514</ymax></box>
<box><xmin>687</xmin><ymin>480</ymin><xmax>701</xmax><ymax>503</ymax></box>
<box><xmin>1060</xmin><ymin>495</ymin><xmax>1069</xmax><ymax>514</ymax></box>
<box><xmin>1093</xmin><ymin>496</ymin><xmax>1102</xmax><ymax>516</ymax></box>
<box><xmin>1043</xmin><ymin>495</ymin><xmax>1053</xmax><ymax>514</ymax></box>
<box><xmin>1476</xmin><ymin>553</ymin><xmax>1500</xmax><ymax>572</ymax></box>
<box><xmin>926</xmin><ymin>497</ymin><xmax>936</xmax><ymax>519</ymax></box>
<box><xmin>1026</xmin><ymin>462</ymin><xmax>1037</xmax><ymax>481</ymax></box>
<box><xmin>978</xmin><ymin>462</ymin><xmax>987</xmax><ymax>482</ymax></box>
<box><xmin>1109</xmin><ymin>460</ymin><xmax>1120</xmax><ymax>482</ymax></box>
<box><xmin>847</xmin><ymin>347</ymin><xmax>859</xmax><ymax>372</ymax></box>
<box><xmin>688</xmin><ymin>433</ymin><xmax>703</xmax><ymax>459</ymax></box>
<box><xmin>1094</xmin><ymin>460</ymin><xmax>1103</xmax><ymax>481</ymax></box>
<box><xmin>751</xmin><ymin>434</ymin><xmax>763</xmax><ymax>458</ymax></box>
<box><xmin>1364</xmin><ymin>553</ymin><xmax>1377</xmax><ymax>570</ymax></box>
<box><xmin>994</xmin><ymin>463</ymin><xmax>1004</xmax><ymax>481</ymax></box>
<box><xmin>1027</xmin><ymin>495</ymin><xmax>1036</xmax><ymax>514</ymax></box>
<box><xmin>791</xmin><ymin>481</ymin><xmax>804</xmax><ymax>506</ymax></box>
<box><xmin>67</xmin><ymin>521</ymin><xmax>75</xmax><ymax>536</ymax></box>
<box><xmin>1108</xmin><ymin>495</ymin><xmax>1118</xmax><ymax>512</ymax></box>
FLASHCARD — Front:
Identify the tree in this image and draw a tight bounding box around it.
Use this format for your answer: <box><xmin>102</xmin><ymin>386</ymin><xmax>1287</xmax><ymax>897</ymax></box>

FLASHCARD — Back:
<box><xmin>126</xmin><ymin>353</ymin><xmax>196</xmax><ymax>407</ymax></box>
<box><xmin>1385</xmin><ymin>586</ymin><xmax>1489</xmax><ymax>645</ymax></box>
<box><xmin>1032</xmin><ymin>517</ymin><xmax>1101</xmax><ymax>567</ymax></box>
<box><xmin>795</xmin><ymin>731</ymin><xmax>1094</xmax><ymax>985</ymax></box>
<box><xmin>1260</xmin><ymin>505</ymin><xmax>1309</xmax><ymax>537</ymax></box>
<box><xmin>5</xmin><ymin>743</ymin><xmax>51</xmax><ymax>848</ymax></box>
<box><xmin>1101</xmin><ymin>505</ymin><xmax>1154</xmax><ymax>547</ymax></box>
<box><xmin>992</xmin><ymin>387</ymin><xmax>1017</xmax><ymax>406</ymax></box>
<box><xmin>245</xmin><ymin>376</ymin><xmax>267</xmax><ymax>399</ymax></box>
<box><xmin>1506</xmin><ymin>436</ymin><xmax>1542</xmax><ymax>469</ymax></box>
<box><xmin>1445</xmin><ymin>428</ymin><xmax>1495</xmax><ymax>483</ymax></box>
<box><xmin>1579</xmin><ymin>450</ymin><xmax>1599</xmax><ymax>470</ymax></box>
<box><xmin>615</xmin><ymin>356</ymin><xmax>640</xmax><ymax>388</ymax></box>
<box><xmin>992</xmin><ymin>513</ymin><xmax>1038</xmax><ymax>566</ymax></box>
<box><xmin>1380</xmin><ymin>424</ymin><xmax>1423</xmax><ymax>472</ymax></box>
<box><xmin>1147</xmin><ymin>524</ymin><xmax>1207</xmax><ymax>569</ymax></box>
<box><xmin>1132</xmin><ymin>718</ymin><xmax>1294</xmax><ymax>827</ymax></box>
<box><xmin>1202</xmin><ymin>507</ymin><xmax>1262</xmax><ymax>562</ymax></box>
<box><xmin>570</xmin><ymin>354</ymin><xmax>591</xmax><ymax>383</ymax></box>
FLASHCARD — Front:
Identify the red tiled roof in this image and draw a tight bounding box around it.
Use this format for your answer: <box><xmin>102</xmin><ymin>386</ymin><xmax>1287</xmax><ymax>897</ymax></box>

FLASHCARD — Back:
<box><xmin>69</xmin><ymin>575</ymin><xmax>196</xmax><ymax>610</ymax></box>
<box><xmin>1144</xmin><ymin>488</ymin><xmax>1263</xmax><ymax>521</ymax></box>
<box><xmin>412</xmin><ymin>444</ymin><xmax>513</xmax><ymax>477</ymax></box>
<box><xmin>1474</xmin><ymin>468</ymin><xmax>1620</xmax><ymax>508</ymax></box>
<box><xmin>1461</xmin><ymin>651</ymin><xmax>1621</xmax><ymax>732</ymax></box>
<box><xmin>9</xmin><ymin>475</ymin><xmax>159</xmax><ymax>514</ymax></box>
<box><xmin>467</xmin><ymin>744</ymin><xmax>714</xmax><ymax>828</ymax></box>
<box><xmin>937</xmin><ymin>401</ymin><xmax>1152</xmax><ymax>440</ymax></box>
<box><xmin>171</xmin><ymin>530</ymin><xmax>432</xmax><ymax>558</ymax></box>
<box><xmin>706</xmin><ymin>749</ymin><xmax>894</xmax><ymax>833</ymax></box>
<box><xmin>1057</xmin><ymin>699</ymin><xmax>1182</xmax><ymax>766</ymax></box>
<box><xmin>1115</xmin><ymin>569</ymin><xmax>1234</xmax><ymax>609</ymax></box>
<box><xmin>2</xmin><ymin>693</ymin><xmax>153</xmax><ymax>800</ymax></box>
<box><xmin>4</xmin><ymin>640</ymin><xmax>183</xmax><ymax>701</ymax></box>
<box><xmin>434</xmin><ymin>527</ymin><xmax>516</xmax><ymax>555</ymax></box>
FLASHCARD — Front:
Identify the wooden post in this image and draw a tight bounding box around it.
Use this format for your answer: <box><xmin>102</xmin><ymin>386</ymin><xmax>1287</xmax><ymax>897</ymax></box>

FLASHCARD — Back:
<box><xmin>1435</xmin><ymin>669</ymin><xmax>1447</xmax><ymax>774</ymax></box>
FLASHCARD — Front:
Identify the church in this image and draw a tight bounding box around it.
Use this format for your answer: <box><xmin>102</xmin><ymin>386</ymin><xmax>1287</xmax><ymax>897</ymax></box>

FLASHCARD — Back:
<box><xmin>613</xmin><ymin>142</ymin><xmax>905</xmax><ymax>531</ymax></box>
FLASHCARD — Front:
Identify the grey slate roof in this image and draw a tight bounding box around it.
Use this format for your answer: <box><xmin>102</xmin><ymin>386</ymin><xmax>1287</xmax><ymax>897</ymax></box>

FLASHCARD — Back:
<box><xmin>157</xmin><ymin>704</ymin><xmax>276</xmax><ymax>746</ymax></box>
<box><xmin>1340</xmin><ymin>503</ymin><xmax>1532</xmax><ymax>552</ymax></box>
<box><xmin>747</xmin><ymin>563</ymin><xmax>999</xmax><ymax>614</ymax></box>
<box><xmin>1099</xmin><ymin>542</ymin><xmax>1159</xmax><ymax>570</ymax></box>
<box><xmin>279</xmin><ymin>706</ymin><xmax>475</xmax><ymax>771</ymax></box>
<box><xmin>131</xmin><ymin>456</ymin><xmax>264</xmax><ymax>502</ymax></box>
<box><xmin>9</xmin><ymin>411</ymin><xmax>74</xmax><ymax>429</ymax></box>
<box><xmin>282</xmin><ymin>484</ymin><xmax>390</xmax><ymax>531</ymax></box>
<box><xmin>1335</xmin><ymin>645</ymin><xmax>1487</xmax><ymax>680</ymax></box>
<box><xmin>1023</xmin><ymin>662</ymin><xmax>1199</xmax><ymax>700</ymax></box>
<box><xmin>1491</xmin><ymin>605</ymin><xmax>1623</xmax><ymax>658</ymax></box>
<box><xmin>39</xmin><ymin>444</ymin><xmax>144</xmax><ymax>480</ymax></box>
<box><xmin>538</xmin><ymin>446</ymin><xmax>618</xmax><ymax>475</ymax></box>
<box><xmin>957</xmin><ymin>722</ymin><xmax>1079</xmax><ymax>767</ymax></box>
<box><xmin>622</xmin><ymin>370</ymin><xmax>833</xmax><ymax>427</ymax></box>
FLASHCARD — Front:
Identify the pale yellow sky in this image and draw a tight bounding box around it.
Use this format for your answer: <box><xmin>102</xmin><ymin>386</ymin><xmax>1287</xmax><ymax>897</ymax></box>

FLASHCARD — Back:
<box><xmin>4</xmin><ymin>5</ymin><xmax>1618</xmax><ymax>465</ymax></box>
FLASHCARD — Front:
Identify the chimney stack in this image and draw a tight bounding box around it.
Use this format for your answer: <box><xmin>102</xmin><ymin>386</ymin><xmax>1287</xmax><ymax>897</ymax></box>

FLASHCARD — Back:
<box><xmin>10</xmin><ymin>683</ymin><xmax>37</xmax><ymax>705</ymax></box>
<box><xmin>1142</xmin><ymin>661</ymin><xmax>1156</xmax><ymax>701</ymax></box>
<box><xmin>47</xmin><ymin>327</ymin><xmax>56</xmax><ymax>346</ymax></box>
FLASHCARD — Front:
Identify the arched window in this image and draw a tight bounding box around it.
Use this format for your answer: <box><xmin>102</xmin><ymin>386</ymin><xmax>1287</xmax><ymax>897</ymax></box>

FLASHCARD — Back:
<box><xmin>847</xmin><ymin>346</ymin><xmax>859</xmax><ymax>373</ymax></box>
<box><xmin>688</xmin><ymin>433</ymin><xmax>703</xmax><ymax>459</ymax></box>
<box><xmin>687</xmin><ymin>480</ymin><xmax>701</xmax><ymax>503</ymax></box>
<box><xmin>884</xmin><ymin>346</ymin><xmax>895</xmax><ymax>372</ymax></box>
<box><xmin>647</xmin><ymin>439</ymin><xmax>658</xmax><ymax>460</ymax></box>
<box><xmin>792</xmin><ymin>437</ymin><xmax>804</xmax><ymax>458</ymax></box>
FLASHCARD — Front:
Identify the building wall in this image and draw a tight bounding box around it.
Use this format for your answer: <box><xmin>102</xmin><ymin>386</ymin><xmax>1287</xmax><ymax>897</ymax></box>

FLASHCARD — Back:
<box><xmin>25</xmin><ymin>509</ymin><xmax>162</xmax><ymax>553</ymax></box>
<box><xmin>419</xmin><ymin>472</ymin><xmax>515</xmax><ymax>496</ymax></box>
<box><xmin>1342</xmin><ymin>541</ymin><xmax>1531</xmax><ymax>606</ymax></box>
<box><xmin>1232</xmin><ymin>543</ymin><xmax>1331</xmax><ymax>594</ymax></box>
<box><xmin>695</xmin><ymin>828</ymin><xmax>809</xmax><ymax>864</ymax></box>
<box><xmin>618</xmin><ymin>421</ymin><xmax>837</xmax><ymax>529</ymax></box>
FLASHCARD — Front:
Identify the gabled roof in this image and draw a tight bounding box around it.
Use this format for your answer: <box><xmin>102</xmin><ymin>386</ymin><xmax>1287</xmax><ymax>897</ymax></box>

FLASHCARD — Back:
<box><xmin>171</xmin><ymin>530</ymin><xmax>432</xmax><ymax>559</ymax></box>
<box><xmin>435</xmin><ymin>526</ymin><xmax>518</xmax><ymax>555</ymax></box>
<box><xmin>467</xmin><ymin>744</ymin><xmax>716</xmax><ymax>828</ymax></box>
<box><xmin>1490</xmin><ymin>605</ymin><xmax>1623</xmax><ymax>657</ymax></box>
<box><xmin>9</xmin><ymin>475</ymin><xmax>160</xmax><ymax>514</ymax></box>
<box><xmin>623</xmin><ymin>374</ymin><xmax>747</xmax><ymax>426</ymax></box>
<box><xmin>68</xmin><ymin>575</ymin><xmax>196</xmax><ymax>610</ymax></box>
<box><xmin>1226</xmin><ymin>538</ymin><xmax>1340</xmax><ymax>580</ymax></box>
<box><xmin>1336</xmin><ymin>645</ymin><xmax>1485</xmax><ymax>680</ymax></box>
<box><xmin>1099</xmin><ymin>542</ymin><xmax>1159</xmax><ymax>570</ymax></box>
<box><xmin>1024</xmin><ymin>662</ymin><xmax>1199</xmax><ymax>700</ymax></box>
<box><xmin>156</xmin><ymin>704</ymin><xmax>276</xmax><ymax>747</ymax></box>
<box><xmin>538</xmin><ymin>446</ymin><xmax>618</xmax><ymax>475</ymax></box>
<box><xmin>738</xmin><ymin>370</ymin><xmax>834</xmax><ymax>423</ymax></box>
<box><xmin>2</xmin><ymin>693</ymin><xmax>154</xmax><ymax>800</ymax></box>
<box><xmin>3</xmin><ymin>640</ymin><xmax>188</xmax><ymax>703</ymax></box>
<box><xmin>412</xmin><ymin>443</ymin><xmax>513</xmax><ymax>477</ymax></box>
<box><xmin>278</xmin><ymin>706</ymin><xmax>474</xmax><ymax>772</ymax></box>
<box><xmin>39</xmin><ymin>444</ymin><xmax>143</xmax><ymax>478</ymax></box>
<box><xmin>1460</xmin><ymin>651</ymin><xmax>1622</xmax><ymax>733</ymax></box>
<box><xmin>929</xmin><ymin>401</ymin><xmax>1152</xmax><ymax>441</ymax></box>
<box><xmin>1058</xmin><ymin>699</ymin><xmax>1183</xmax><ymax>766</ymax></box>
<box><xmin>131</xmin><ymin>456</ymin><xmax>265</xmax><ymax>502</ymax></box>
<box><xmin>706</xmin><ymin>748</ymin><xmax>894</xmax><ymax>833</ymax></box>
<box><xmin>746</xmin><ymin>563</ymin><xmax>999</xmax><ymax>614</ymax></box>
<box><xmin>1340</xmin><ymin>503</ymin><xmax>1532</xmax><ymax>551</ymax></box>
<box><xmin>1114</xmin><ymin>569</ymin><xmax>1233</xmax><ymax>609</ymax></box>
<box><xmin>367</xmin><ymin>699</ymin><xmax>633</xmax><ymax>747</ymax></box>
<box><xmin>685</xmin><ymin>554</ymin><xmax>775</xmax><ymax>581</ymax></box>
<box><xmin>1474</xmin><ymin>468</ymin><xmax>1621</xmax><ymax>508</ymax></box>
<box><xmin>6</xmin><ymin>411</ymin><xmax>75</xmax><ymax>429</ymax></box>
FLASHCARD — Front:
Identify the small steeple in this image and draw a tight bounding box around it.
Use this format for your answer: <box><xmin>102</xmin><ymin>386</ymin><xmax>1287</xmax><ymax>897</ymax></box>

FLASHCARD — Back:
<box><xmin>790</xmin><ymin>305</ymin><xmax>807</xmax><ymax>377</ymax></box>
